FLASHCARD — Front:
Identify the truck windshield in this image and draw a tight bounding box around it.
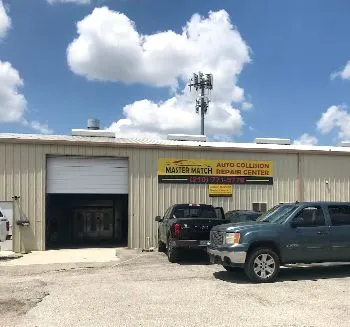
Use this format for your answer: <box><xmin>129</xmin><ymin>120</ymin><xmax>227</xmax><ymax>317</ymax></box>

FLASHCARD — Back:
<box><xmin>173</xmin><ymin>206</ymin><xmax>217</xmax><ymax>218</ymax></box>
<box><xmin>257</xmin><ymin>204</ymin><xmax>298</xmax><ymax>223</ymax></box>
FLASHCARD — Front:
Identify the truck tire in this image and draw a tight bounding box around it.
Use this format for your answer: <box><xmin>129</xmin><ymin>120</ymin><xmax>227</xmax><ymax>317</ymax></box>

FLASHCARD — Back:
<box><xmin>158</xmin><ymin>230</ymin><xmax>166</xmax><ymax>252</ymax></box>
<box><xmin>167</xmin><ymin>238</ymin><xmax>179</xmax><ymax>263</ymax></box>
<box><xmin>158</xmin><ymin>240</ymin><xmax>166</xmax><ymax>253</ymax></box>
<box><xmin>244</xmin><ymin>248</ymin><xmax>280</xmax><ymax>283</ymax></box>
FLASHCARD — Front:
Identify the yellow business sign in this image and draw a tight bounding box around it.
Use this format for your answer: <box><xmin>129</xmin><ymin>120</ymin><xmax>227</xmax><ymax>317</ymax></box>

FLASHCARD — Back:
<box><xmin>158</xmin><ymin>158</ymin><xmax>273</xmax><ymax>185</ymax></box>
<box><xmin>208</xmin><ymin>184</ymin><xmax>233</xmax><ymax>197</ymax></box>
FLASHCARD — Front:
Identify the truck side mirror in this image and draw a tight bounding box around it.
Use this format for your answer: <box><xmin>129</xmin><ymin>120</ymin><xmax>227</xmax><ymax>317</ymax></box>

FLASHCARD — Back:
<box><xmin>155</xmin><ymin>216</ymin><xmax>162</xmax><ymax>222</ymax></box>
<box><xmin>291</xmin><ymin>217</ymin><xmax>304</xmax><ymax>228</ymax></box>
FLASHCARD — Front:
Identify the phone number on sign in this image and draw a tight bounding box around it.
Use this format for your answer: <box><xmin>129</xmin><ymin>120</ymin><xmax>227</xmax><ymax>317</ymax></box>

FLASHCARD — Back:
<box><xmin>188</xmin><ymin>176</ymin><xmax>246</xmax><ymax>184</ymax></box>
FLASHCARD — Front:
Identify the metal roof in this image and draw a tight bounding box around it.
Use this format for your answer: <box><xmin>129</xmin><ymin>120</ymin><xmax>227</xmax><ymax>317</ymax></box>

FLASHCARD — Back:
<box><xmin>0</xmin><ymin>132</ymin><xmax>350</xmax><ymax>154</ymax></box>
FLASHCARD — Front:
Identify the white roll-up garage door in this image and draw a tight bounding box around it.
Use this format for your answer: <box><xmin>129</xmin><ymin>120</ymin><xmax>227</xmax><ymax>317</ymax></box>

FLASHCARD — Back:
<box><xmin>46</xmin><ymin>157</ymin><xmax>128</xmax><ymax>194</ymax></box>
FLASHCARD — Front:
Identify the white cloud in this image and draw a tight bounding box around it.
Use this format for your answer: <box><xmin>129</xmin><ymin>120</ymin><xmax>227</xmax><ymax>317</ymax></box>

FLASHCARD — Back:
<box><xmin>67</xmin><ymin>8</ymin><xmax>250</xmax><ymax>91</ymax></box>
<box><xmin>317</xmin><ymin>105</ymin><xmax>350</xmax><ymax>140</ymax></box>
<box><xmin>47</xmin><ymin>0</ymin><xmax>90</xmax><ymax>4</ymax></box>
<box><xmin>293</xmin><ymin>133</ymin><xmax>318</xmax><ymax>146</ymax></box>
<box><xmin>0</xmin><ymin>8</ymin><xmax>51</xmax><ymax>134</ymax></box>
<box><xmin>0</xmin><ymin>61</ymin><xmax>52</xmax><ymax>134</ymax></box>
<box><xmin>331</xmin><ymin>61</ymin><xmax>350</xmax><ymax>80</ymax></box>
<box><xmin>231</xmin><ymin>86</ymin><xmax>245</xmax><ymax>103</ymax></box>
<box><xmin>0</xmin><ymin>60</ymin><xmax>27</xmax><ymax>122</ymax></box>
<box><xmin>0</xmin><ymin>0</ymin><xmax>11</xmax><ymax>40</ymax></box>
<box><xmin>108</xmin><ymin>96</ymin><xmax>243</xmax><ymax>139</ymax></box>
<box><xmin>21</xmin><ymin>119</ymin><xmax>53</xmax><ymax>134</ymax></box>
<box><xmin>68</xmin><ymin>8</ymin><xmax>251</xmax><ymax>139</ymax></box>
<box><xmin>242</xmin><ymin>102</ymin><xmax>253</xmax><ymax>110</ymax></box>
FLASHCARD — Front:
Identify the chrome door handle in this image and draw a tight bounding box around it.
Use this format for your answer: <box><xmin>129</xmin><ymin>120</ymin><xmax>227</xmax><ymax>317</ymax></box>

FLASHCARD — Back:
<box><xmin>317</xmin><ymin>231</ymin><xmax>328</xmax><ymax>235</ymax></box>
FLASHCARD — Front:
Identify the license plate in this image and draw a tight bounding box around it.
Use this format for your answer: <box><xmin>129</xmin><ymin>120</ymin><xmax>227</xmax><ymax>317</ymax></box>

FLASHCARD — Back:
<box><xmin>200</xmin><ymin>240</ymin><xmax>209</xmax><ymax>246</ymax></box>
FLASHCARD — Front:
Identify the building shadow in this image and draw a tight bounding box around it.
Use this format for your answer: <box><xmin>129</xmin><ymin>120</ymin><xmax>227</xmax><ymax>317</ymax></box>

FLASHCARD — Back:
<box><xmin>213</xmin><ymin>263</ymin><xmax>350</xmax><ymax>284</ymax></box>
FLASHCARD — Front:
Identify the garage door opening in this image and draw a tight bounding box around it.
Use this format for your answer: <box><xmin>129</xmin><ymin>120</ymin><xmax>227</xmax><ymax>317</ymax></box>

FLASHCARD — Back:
<box><xmin>46</xmin><ymin>156</ymin><xmax>129</xmax><ymax>249</ymax></box>
<box><xmin>46</xmin><ymin>194</ymin><xmax>128</xmax><ymax>249</ymax></box>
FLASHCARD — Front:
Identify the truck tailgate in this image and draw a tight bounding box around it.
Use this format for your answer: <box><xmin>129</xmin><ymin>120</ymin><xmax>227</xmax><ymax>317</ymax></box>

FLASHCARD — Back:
<box><xmin>177</xmin><ymin>218</ymin><xmax>226</xmax><ymax>241</ymax></box>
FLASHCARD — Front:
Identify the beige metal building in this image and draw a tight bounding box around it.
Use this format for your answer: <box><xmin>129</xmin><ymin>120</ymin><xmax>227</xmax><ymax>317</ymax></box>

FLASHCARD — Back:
<box><xmin>0</xmin><ymin>132</ymin><xmax>349</xmax><ymax>253</ymax></box>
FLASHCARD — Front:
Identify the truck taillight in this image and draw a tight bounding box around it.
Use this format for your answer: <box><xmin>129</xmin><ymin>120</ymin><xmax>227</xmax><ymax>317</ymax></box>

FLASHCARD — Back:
<box><xmin>6</xmin><ymin>221</ymin><xmax>9</xmax><ymax>232</ymax></box>
<box><xmin>172</xmin><ymin>223</ymin><xmax>181</xmax><ymax>238</ymax></box>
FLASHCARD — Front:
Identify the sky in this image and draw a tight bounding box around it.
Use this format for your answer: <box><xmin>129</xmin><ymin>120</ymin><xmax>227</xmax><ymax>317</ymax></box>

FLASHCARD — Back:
<box><xmin>1</xmin><ymin>0</ymin><xmax>350</xmax><ymax>145</ymax></box>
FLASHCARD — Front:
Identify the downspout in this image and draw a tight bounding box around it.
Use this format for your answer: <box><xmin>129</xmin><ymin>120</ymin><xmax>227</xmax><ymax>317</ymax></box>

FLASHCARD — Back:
<box><xmin>13</xmin><ymin>196</ymin><xmax>30</xmax><ymax>254</ymax></box>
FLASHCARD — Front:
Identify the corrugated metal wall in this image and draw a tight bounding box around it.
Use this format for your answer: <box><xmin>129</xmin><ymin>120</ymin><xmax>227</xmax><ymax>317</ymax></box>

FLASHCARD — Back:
<box><xmin>0</xmin><ymin>140</ymin><xmax>349</xmax><ymax>253</ymax></box>
<box><xmin>301</xmin><ymin>154</ymin><xmax>350</xmax><ymax>201</ymax></box>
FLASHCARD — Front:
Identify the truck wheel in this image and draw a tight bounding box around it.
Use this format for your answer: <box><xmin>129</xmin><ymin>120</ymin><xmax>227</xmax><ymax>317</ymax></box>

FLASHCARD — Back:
<box><xmin>223</xmin><ymin>266</ymin><xmax>242</xmax><ymax>273</ymax></box>
<box><xmin>158</xmin><ymin>240</ymin><xmax>166</xmax><ymax>253</ymax></box>
<box><xmin>244</xmin><ymin>248</ymin><xmax>280</xmax><ymax>283</ymax></box>
<box><xmin>167</xmin><ymin>238</ymin><xmax>179</xmax><ymax>263</ymax></box>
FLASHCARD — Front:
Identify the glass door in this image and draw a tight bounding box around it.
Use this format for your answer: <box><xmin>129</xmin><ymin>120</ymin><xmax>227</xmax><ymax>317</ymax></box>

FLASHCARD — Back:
<box><xmin>98</xmin><ymin>209</ymin><xmax>114</xmax><ymax>240</ymax></box>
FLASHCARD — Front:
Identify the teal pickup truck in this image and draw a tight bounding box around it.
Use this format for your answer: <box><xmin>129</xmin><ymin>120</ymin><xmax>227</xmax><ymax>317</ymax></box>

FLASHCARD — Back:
<box><xmin>208</xmin><ymin>202</ymin><xmax>350</xmax><ymax>283</ymax></box>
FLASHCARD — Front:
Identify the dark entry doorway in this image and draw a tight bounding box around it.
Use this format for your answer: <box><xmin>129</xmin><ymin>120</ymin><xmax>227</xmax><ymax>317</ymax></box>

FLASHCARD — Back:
<box><xmin>46</xmin><ymin>194</ymin><xmax>128</xmax><ymax>249</ymax></box>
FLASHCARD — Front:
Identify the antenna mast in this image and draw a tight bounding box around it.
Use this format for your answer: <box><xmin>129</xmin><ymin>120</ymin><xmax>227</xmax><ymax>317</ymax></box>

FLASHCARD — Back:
<box><xmin>188</xmin><ymin>72</ymin><xmax>213</xmax><ymax>135</ymax></box>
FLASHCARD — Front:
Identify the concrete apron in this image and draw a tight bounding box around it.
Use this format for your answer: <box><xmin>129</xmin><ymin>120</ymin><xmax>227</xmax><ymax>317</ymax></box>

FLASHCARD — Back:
<box><xmin>0</xmin><ymin>248</ymin><xmax>122</xmax><ymax>266</ymax></box>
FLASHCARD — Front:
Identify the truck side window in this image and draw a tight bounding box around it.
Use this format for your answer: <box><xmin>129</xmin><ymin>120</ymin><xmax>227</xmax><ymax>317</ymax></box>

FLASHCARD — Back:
<box><xmin>293</xmin><ymin>206</ymin><xmax>325</xmax><ymax>227</ymax></box>
<box><xmin>328</xmin><ymin>205</ymin><xmax>350</xmax><ymax>226</ymax></box>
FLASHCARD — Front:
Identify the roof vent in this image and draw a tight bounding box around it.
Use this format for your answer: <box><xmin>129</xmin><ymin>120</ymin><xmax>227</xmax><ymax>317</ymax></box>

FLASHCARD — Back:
<box><xmin>71</xmin><ymin>129</ymin><xmax>115</xmax><ymax>138</ymax></box>
<box><xmin>255</xmin><ymin>137</ymin><xmax>291</xmax><ymax>145</ymax></box>
<box><xmin>87</xmin><ymin>118</ymin><xmax>100</xmax><ymax>130</ymax></box>
<box><xmin>71</xmin><ymin>118</ymin><xmax>115</xmax><ymax>138</ymax></box>
<box><xmin>338</xmin><ymin>141</ymin><xmax>350</xmax><ymax>147</ymax></box>
<box><xmin>167</xmin><ymin>134</ymin><xmax>207</xmax><ymax>142</ymax></box>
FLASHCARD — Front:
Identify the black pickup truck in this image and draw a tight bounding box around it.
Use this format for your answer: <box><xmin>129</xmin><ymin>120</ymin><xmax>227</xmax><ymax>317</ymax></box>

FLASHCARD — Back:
<box><xmin>155</xmin><ymin>203</ymin><xmax>226</xmax><ymax>262</ymax></box>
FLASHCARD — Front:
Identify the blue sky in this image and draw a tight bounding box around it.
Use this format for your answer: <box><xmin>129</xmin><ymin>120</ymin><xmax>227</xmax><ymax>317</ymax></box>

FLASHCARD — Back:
<box><xmin>1</xmin><ymin>0</ymin><xmax>350</xmax><ymax>144</ymax></box>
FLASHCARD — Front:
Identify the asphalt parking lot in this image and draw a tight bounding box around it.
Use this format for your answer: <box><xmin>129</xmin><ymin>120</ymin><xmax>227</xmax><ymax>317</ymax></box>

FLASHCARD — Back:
<box><xmin>1</xmin><ymin>249</ymin><xmax>350</xmax><ymax>327</ymax></box>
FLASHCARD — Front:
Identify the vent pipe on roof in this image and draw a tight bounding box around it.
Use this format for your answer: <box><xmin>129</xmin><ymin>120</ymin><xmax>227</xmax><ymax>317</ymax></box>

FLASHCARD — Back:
<box><xmin>255</xmin><ymin>138</ymin><xmax>291</xmax><ymax>145</ymax></box>
<box><xmin>87</xmin><ymin>118</ymin><xmax>100</xmax><ymax>130</ymax></box>
<box><xmin>167</xmin><ymin>134</ymin><xmax>207</xmax><ymax>142</ymax></box>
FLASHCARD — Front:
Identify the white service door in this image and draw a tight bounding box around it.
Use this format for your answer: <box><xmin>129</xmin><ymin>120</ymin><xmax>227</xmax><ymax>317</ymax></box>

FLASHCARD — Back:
<box><xmin>46</xmin><ymin>157</ymin><xmax>128</xmax><ymax>194</ymax></box>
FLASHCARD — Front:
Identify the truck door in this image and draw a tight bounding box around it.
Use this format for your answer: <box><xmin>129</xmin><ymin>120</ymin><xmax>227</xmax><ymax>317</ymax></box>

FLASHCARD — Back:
<box><xmin>286</xmin><ymin>206</ymin><xmax>331</xmax><ymax>262</ymax></box>
<box><xmin>327</xmin><ymin>204</ymin><xmax>350</xmax><ymax>261</ymax></box>
<box><xmin>160</xmin><ymin>206</ymin><xmax>172</xmax><ymax>243</ymax></box>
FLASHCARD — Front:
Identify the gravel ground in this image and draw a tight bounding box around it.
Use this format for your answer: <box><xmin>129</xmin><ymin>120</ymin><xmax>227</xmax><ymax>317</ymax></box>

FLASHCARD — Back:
<box><xmin>0</xmin><ymin>239</ymin><xmax>12</xmax><ymax>251</ymax></box>
<box><xmin>0</xmin><ymin>249</ymin><xmax>350</xmax><ymax>327</ymax></box>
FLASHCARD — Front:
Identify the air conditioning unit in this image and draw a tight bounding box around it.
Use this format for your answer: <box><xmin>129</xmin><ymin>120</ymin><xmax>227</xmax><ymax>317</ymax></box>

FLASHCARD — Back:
<box><xmin>167</xmin><ymin>134</ymin><xmax>207</xmax><ymax>142</ymax></box>
<box><xmin>254</xmin><ymin>138</ymin><xmax>291</xmax><ymax>145</ymax></box>
<box><xmin>71</xmin><ymin>118</ymin><xmax>115</xmax><ymax>138</ymax></box>
<box><xmin>71</xmin><ymin>129</ymin><xmax>115</xmax><ymax>138</ymax></box>
<box><xmin>338</xmin><ymin>141</ymin><xmax>350</xmax><ymax>147</ymax></box>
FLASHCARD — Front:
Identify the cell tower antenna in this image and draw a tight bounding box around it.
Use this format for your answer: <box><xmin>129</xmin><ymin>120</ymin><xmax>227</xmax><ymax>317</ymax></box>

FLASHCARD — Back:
<box><xmin>188</xmin><ymin>72</ymin><xmax>213</xmax><ymax>135</ymax></box>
